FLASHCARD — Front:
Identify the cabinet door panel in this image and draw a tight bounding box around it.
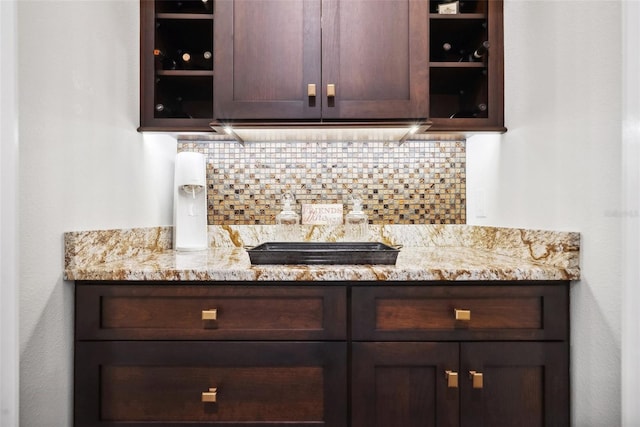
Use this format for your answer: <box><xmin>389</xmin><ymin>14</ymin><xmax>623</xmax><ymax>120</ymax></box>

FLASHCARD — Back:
<box><xmin>214</xmin><ymin>0</ymin><xmax>321</xmax><ymax>119</ymax></box>
<box><xmin>75</xmin><ymin>341</ymin><xmax>347</xmax><ymax>426</ymax></box>
<box><xmin>322</xmin><ymin>0</ymin><xmax>429</xmax><ymax>119</ymax></box>
<box><xmin>352</xmin><ymin>342</ymin><xmax>459</xmax><ymax>427</ymax></box>
<box><xmin>460</xmin><ymin>342</ymin><xmax>569</xmax><ymax>427</ymax></box>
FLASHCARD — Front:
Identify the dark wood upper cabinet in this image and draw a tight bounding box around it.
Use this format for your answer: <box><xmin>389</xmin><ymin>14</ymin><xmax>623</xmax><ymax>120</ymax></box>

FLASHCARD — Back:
<box><xmin>213</xmin><ymin>0</ymin><xmax>322</xmax><ymax>120</ymax></box>
<box><xmin>139</xmin><ymin>0</ymin><xmax>505</xmax><ymax>132</ymax></box>
<box><xmin>320</xmin><ymin>0</ymin><xmax>429</xmax><ymax>120</ymax></box>
<box><xmin>213</xmin><ymin>0</ymin><xmax>429</xmax><ymax>121</ymax></box>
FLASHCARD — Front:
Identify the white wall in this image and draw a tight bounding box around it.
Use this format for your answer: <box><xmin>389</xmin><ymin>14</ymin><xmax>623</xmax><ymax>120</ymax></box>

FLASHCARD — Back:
<box><xmin>17</xmin><ymin>1</ymin><xmax>175</xmax><ymax>426</ymax></box>
<box><xmin>467</xmin><ymin>0</ymin><xmax>626</xmax><ymax>425</ymax></box>
<box><xmin>15</xmin><ymin>0</ymin><xmax>631</xmax><ymax>426</ymax></box>
<box><xmin>621</xmin><ymin>1</ymin><xmax>640</xmax><ymax>425</ymax></box>
<box><xmin>1</xmin><ymin>1</ymin><xmax>20</xmax><ymax>425</ymax></box>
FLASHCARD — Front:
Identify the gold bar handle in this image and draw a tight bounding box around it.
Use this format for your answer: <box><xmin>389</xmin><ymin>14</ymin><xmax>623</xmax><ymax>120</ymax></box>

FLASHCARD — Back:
<box><xmin>454</xmin><ymin>308</ymin><xmax>471</xmax><ymax>321</ymax></box>
<box><xmin>469</xmin><ymin>371</ymin><xmax>483</xmax><ymax>389</ymax></box>
<box><xmin>327</xmin><ymin>84</ymin><xmax>336</xmax><ymax>98</ymax></box>
<box><xmin>307</xmin><ymin>83</ymin><xmax>317</xmax><ymax>97</ymax></box>
<box><xmin>445</xmin><ymin>370</ymin><xmax>459</xmax><ymax>388</ymax></box>
<box><xmin>201</xmin><ymin>387</ymin><xmax>217</xmax><ymax>403</ymax></box>
<box><xmin>202</xmin><ymin>309</ymin><xmax>218</xmax><ymax>321</ymax></box>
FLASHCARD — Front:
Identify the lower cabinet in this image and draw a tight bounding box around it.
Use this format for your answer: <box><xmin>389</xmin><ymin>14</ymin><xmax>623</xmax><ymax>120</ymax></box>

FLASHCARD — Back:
<box><xmin>74</xmin><ymin>285</ymin><xmax>347</xmax><ymax>426</ymax></box>
<box><xmin>352</xmin><ymin>342</ymin><xmax>568</xmax><ymax>427</ymax></box>
<box><xmin>350</xmin><ymin>285</ymin><xmax>570</xmax><ymax>427</ymax></box>
<box><xmin>74</xmin><ymin>282</ymin><xmax>569</xmax><ymax>427</ymax></box>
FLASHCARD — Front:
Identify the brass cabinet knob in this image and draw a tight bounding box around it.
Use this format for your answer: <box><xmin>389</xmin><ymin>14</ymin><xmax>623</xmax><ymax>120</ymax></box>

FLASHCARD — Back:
<box><xmin>454</xmin><ymin>308</ymin><xmax>471</xmax><ymax>321</ymax></box>
<box><xmin>327</xmin><ymin>84</ymin><xmax>336</xmax><ymax>98</ymax></box>
<box><xmin>201</xmin><ymin>387</ymin><xmax>217</xmax><ymax>403</ymax></box>
<box><xmin>307</xmin><ymin>83</ymin><xmax>317</xmax><ymax>97</ymax></box>
<box><xmin>445</xmin><ymin>370</ymin><xmax>459</xmax><ymax>388</ymax></box>
<box><xmin>202</xmin><ymin>309</ymin><xmax>218</xmax><ymax>321</ymax></box>
<box><xmin>469</xmin><ymin>371</ymin><xmax>483</xmax><ymax>389</ymax></box>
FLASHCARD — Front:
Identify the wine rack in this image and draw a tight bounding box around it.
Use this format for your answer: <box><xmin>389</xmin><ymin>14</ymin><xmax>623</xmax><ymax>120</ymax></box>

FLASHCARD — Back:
<box><xmin>140</xmin><ymin>0</ymin><xmax>214</xmax><ymax>131</ymax></box>
<box><xmin>427</xmin><ymin>0</ymin><xmax>504</xmax><ymax>132</ymax></box>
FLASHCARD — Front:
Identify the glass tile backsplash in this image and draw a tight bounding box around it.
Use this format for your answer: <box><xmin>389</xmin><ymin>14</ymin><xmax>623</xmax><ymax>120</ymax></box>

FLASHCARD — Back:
<box><xmin>177</xmin><ymin>139</ymin><xmax>466</xmax><ymax>225</ymax></box>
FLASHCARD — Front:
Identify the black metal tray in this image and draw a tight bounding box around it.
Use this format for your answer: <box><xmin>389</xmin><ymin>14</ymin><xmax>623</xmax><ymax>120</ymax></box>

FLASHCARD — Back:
<box><xmin>247</xmin><ymin>242</ymin><xmax>400</xmax><ymax>265</ymax></box>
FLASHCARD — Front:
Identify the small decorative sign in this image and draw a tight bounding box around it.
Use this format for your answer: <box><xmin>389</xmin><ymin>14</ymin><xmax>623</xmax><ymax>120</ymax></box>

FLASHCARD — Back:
<box><xmin>438</xmin><ymin>1</ymin><xmax>459</xmax><ymax>14</ymax></box>
<box><xmin>301</xmin><ymin>204</ymin><xmax>344</xmax><ymax>225</ymax></box>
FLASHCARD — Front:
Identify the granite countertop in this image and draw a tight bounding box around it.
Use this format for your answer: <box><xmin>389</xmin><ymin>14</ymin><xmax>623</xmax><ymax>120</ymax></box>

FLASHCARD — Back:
<box><xmin>63</xmin><ymin>225</ymin><xmax>580</xmax><ymax>282</ymax></box>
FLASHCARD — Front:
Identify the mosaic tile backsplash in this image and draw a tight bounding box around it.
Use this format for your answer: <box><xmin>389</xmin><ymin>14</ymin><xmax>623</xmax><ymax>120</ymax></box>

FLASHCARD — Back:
<box><xmin>177</xmin><ymin>139</ymin><xmax>466</xmax><ymax>225</ymax></box>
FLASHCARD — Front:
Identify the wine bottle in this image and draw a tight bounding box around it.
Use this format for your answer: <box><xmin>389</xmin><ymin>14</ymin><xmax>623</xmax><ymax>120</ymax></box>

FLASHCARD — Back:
<box><xmin>440</xmin><ymin>42</ymin><xmax>467</xmax><ymax>62</ymax></box>
<box><xmin>155</xmin><ymin>103</ymin><xmax>167</xmax><ymax>115</ymax></box>
<box><xmin>469</xmin><ymin>41</ymin><xmax>490</xmax><ymax>61</ymax></box>
<box><xmin>200</xmin><ymin>0</ymin><xmax>213</xmax><ymax>12</ymax></box>
<box><xmin>154</xmin><ymin>97</ymin><xmax>192</xmax><ymax>118</ymax></box>
<box><xmin>178</xmin><ymin>50</ymin><xmax>213</xmax><ymax>70</ymax></box>
<box><xmin>153</xmin><ymin>49</ymin><xmax>176</xmax><ymax>70</ymax></box>
<box><xmin>449</xmin><ymin>103</ymin><xmax>488</xmax><ymax>118</ymax></box>
<box><xmin>178</xmin><ymin>50</ymin><xmax>191</xmax><ymax>69</ymax></box>
<box><xmin>171</xmin><ymin>0</ymin><xmax>212</xmax><ymax>13</ymax></box>
<box><xmin>437</xmin><ymin>1</ymin><xmax>459</xmax><ymax>14</ymax></box>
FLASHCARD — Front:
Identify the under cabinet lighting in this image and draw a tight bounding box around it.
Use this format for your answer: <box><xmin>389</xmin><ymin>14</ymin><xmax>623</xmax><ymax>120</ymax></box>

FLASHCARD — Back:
<box><xmin>220</xmin><ymin>126</ymin><xmax>245</xmax><ymax>146</ymax></box>
<box><xmin>210</xmin><ymin>121</ymin><xmax>431</xmax><ymax>145</ymax></box>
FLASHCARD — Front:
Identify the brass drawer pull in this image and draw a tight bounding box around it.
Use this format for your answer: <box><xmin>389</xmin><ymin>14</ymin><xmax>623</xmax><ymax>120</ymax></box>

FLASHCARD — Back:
<box><xmin>307</xmin><ymin>83</ymin><xmax>317</xmax><ymax>97</ymax></box>
<box><xmin>202</xmin><ymin>309</ymin><xmax>218</xmax><ymax>321</ymax></box>
<box><xmin>454</xmin><ymin>308</ymin><xmax>471</xmax><ymax>321</ymax></box>
<box><xmin>201</xmin><ymin>387</ymin><xmax>217</xmax><ymax>403</ymax></box>
<box><xmin>445</xmin><ymin>370</ymin><xmax>459</xmax><ymax>388</ymax></box>
<box><xmin>327</xmin><ymin>84</ymin><xmax>336</xmax><ymax>98</ymax></box>
<box><xmin>469</xmin><ymin>371</ymin><xmax>483</xmax><ymax>389</ymax></box>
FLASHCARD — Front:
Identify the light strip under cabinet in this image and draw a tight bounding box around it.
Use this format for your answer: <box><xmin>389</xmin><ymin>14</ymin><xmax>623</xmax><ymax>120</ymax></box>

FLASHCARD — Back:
<box><xmin>209</xmin><ymin>120</ymin><xmax>432</xmax><ymax>145</ymax></box>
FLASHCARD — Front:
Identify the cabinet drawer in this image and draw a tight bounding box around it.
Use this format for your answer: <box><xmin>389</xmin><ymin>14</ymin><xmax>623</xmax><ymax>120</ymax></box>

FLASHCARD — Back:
<box><xmin>75</xmin><ymin>341</ymin><xmax>347</xmax><ymax>427</ymax></box>
<box><xmin>76</xmin><ymin>285</ymin><xmax>346</xmax><ymax>340</ymax></box>
<box><xmin>352</xmin><ymin>285</ymin><xmax>568</xmax><ymax>341</ymax></box>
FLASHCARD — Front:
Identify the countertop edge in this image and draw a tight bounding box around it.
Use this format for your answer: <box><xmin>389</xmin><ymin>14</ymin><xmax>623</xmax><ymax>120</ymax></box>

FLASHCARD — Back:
<box><xmin>63</xmin><ymin>225</ymin><xmax>581</xmax><ymax>282</ymax></box>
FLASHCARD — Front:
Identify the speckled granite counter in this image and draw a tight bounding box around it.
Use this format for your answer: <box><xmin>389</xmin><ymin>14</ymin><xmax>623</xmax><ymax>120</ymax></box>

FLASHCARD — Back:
<box><xmin>63</xmin><ymin>225</ymin><xmax>580</xmax><ymax>282</ymax></box>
